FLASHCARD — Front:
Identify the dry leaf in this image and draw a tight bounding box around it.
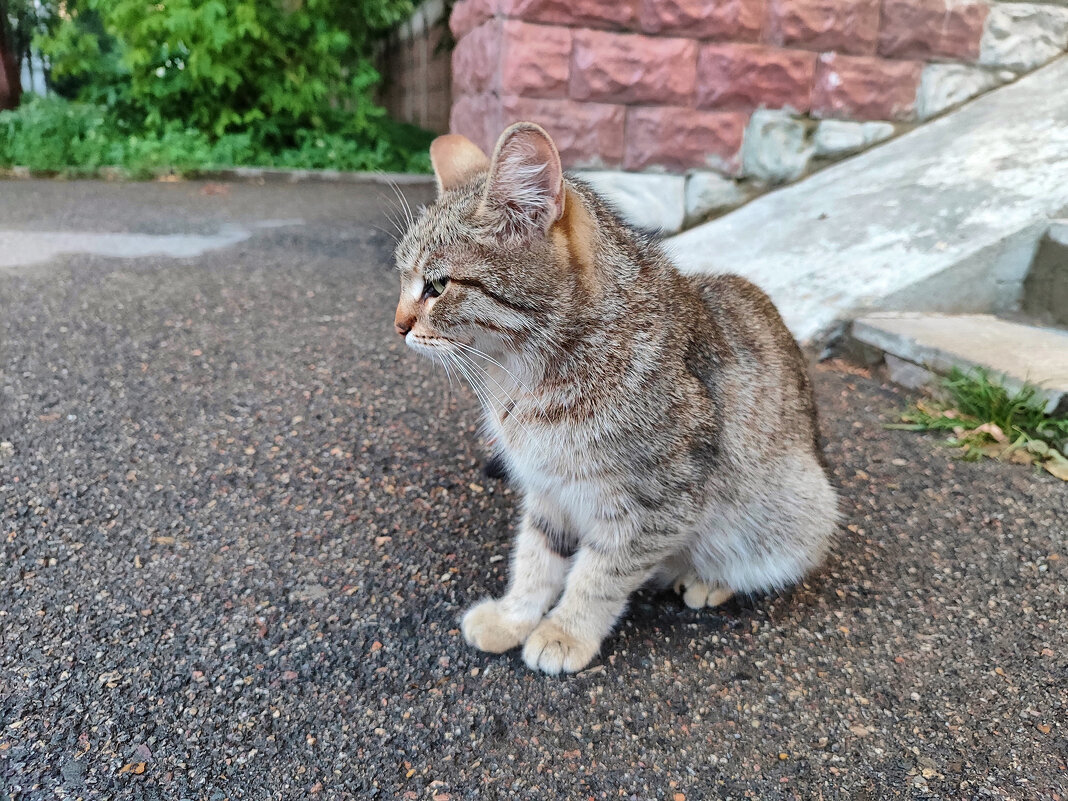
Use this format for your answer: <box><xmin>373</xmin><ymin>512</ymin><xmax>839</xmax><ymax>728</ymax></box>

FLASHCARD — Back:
<box><xmin>978</xmin><ymin>443</ymin><xmax>1006</xmax><ymax>459</ymax></box>
<box><xmin>916</xmin><ymin>399</ymin><xmax>943</xmax><ymax>416</ymax></box>
<box><xmin>118</xmin><ymin>762</ymin><xmax>146</xmax><ymax>775</ymax></box>
<box><xmin>1008</xmin><ymin>449</ymin><xmax>1034</xmax><ymax>465</ymax></box>
<box><xmin>973</xmin><ymin>422</ymin><xmax>1007</xmax><ymax>442</ymax></box>
<box><xmin>816</xmin><ymin>358</ymin><xmax>870</xmax><ymax>378</ymax></box>
<box><xmin>1042</xmin><ymin>457</ymin><xmax>1068</xmax><ymax>481</ymax></box>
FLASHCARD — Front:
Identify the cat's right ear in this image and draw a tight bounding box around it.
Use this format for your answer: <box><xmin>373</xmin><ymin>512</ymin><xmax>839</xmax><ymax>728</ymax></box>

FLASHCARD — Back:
<box><xmin>430</xmin><ymin>134</ymin><xmax>490</xmax><ymax>195</ymax></box>
<box><xmin>481</xmin><ymin>122</ymin><xmax>565</xmax><ymax>240</ymax></box>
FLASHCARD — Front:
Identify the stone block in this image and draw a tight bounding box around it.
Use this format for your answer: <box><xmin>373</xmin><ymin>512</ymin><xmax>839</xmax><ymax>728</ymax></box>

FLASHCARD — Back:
<box><xmin>624</xmin><ymin>107</ymin><xmax>747</xmax><ymax>173</ymax></box>
<box><xmin>741</xmin><ymin>109</ymin><xmax>814</xmax><ymax>183</ymax></box>
<box><xmin>915</xmin><ymin>63</ymin><xmax>1007</xmax><ymax>120</ymax></box>
<box><xmin>766</xmin><ymin>0</ymin><xmax>880</xmax><ymax>55</ymax></box>
<box><xmin>503</xmin><ymin>0</ymin><xmax>637</xmax><ymax>29</ymax></box>
<box><xmin>697</xmin><ymin>44</ymin><xmax>816</xmax><ymax>112</ymax></box>
<box><xmin>813</xmin><ymin>119</ymin><xmax>894</xmax><ymax>157</ymax></box>
<box><xmin>500</xmin><ymin>96</ymin><xmax>626</xmax><ymax>167</ymax></box>
<box><xmin>811</xmin><ymin>53</ymin><xmax>922</xmax><ymax>121</ymax></box>
<box><xmin>639</xmin><ymin>0</ymin><xmax>764</xmax><ymax>41</ymax></box>
<box><xmin>500</xmin><ymin>21</ymin><xmax>572</xmax><ymax>98</ymax></box>
<box><xmin>450</xmin><ymin>93</ymin><xmax>502</xmax><ymax>154</ymax></box>
<box><xmin>572</xmin><ymin>171</ymin><xmax>686</xmax><ymax>232</ymax></box>
<box><xmin>450</xmin><ymin>0</ymin><xmax>498</xmax><ymax>38</ymax></box>
<box><xmin>451</xmin><ymin>20</ymin><xmax>501</xmax><ymax>96</ymax></box>
<box><xmin>570</xmin><ymin>30</ymin><xmax>697</xmax><ymax>105</ymax></box>
<box><xmin>684</xmin><ymin>172</ymin><xmax>750</xmax><ymax>225</ymax></box>
<box><xmin>878</xmin><ymin>0</ymin><xmax>988</xmax><ymax>61</ymax></box>
<box><xmin>980</xmin><ymin>3</ymin><xmax>1068</xmax><ymax>72</ymax></box>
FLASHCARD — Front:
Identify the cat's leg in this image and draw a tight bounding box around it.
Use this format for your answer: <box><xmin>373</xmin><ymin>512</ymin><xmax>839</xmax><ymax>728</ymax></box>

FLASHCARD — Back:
<box><xmin>461</xmin><ymin>510</ymin><xmax>572</xmax><ymax>654</ymax></box>
<box><xmin>523</xmin><ymin>522</ymin><xmax>680</xmax><ymax>674</ymax></box>
<box><xmin>691</xmin><ymin>454</ymin><xmax>838</xmax><ymax>596</ymax></box>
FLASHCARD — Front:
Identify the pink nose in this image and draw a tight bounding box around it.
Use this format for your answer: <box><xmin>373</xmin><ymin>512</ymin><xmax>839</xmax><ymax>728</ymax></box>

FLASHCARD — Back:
<box><xmin>394</xmin><ymin>309</ymin><xmax>415</xmax><ymax>337</ymax></box>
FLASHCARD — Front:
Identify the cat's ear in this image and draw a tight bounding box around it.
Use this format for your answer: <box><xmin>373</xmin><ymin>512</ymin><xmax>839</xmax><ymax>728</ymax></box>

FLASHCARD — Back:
<box><xmin>481</xmin><ymin>122</ymin><xmax>565</xmax><ymax>238</ymax></box>
<box><xmin>430</xmin><ymin>134</ymin><xmax>490</xmax><ymax>194</ymax></box>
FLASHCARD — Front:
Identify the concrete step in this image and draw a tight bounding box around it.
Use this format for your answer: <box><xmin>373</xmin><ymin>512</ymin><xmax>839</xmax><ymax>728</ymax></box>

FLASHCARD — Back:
<box><xmin>850</xmin><ymin>312</ymin><xmax>1068</xmax><ymax>413</ymax></box>
<box><xmin>1022</xmin><ymin>219</ymin><xmax>1068</xmax><ymax>327</ymax></box>
<box><xmin>667</xmin><ymin>56</ymin><xmax>1068</xmax><ymax>344</ymax></box>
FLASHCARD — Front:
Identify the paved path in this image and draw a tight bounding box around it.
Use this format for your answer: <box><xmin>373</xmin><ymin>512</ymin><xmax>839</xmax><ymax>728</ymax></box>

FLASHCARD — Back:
<box><xmin>1</xmin><ymin>180</ymin><xmax>1064</xmax><ymax>800</ymax></box>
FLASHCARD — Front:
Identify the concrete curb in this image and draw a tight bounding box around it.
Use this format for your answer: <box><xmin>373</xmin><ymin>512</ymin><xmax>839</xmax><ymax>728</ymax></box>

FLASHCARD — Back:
<box><xmin>0</xmin><ymin>165</ymin><xmax>436</xmax><ymax>186</ymax></box>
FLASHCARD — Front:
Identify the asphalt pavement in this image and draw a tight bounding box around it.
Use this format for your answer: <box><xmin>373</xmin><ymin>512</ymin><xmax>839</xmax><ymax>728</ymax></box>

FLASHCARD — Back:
<box><xmin>1</xmin><ymin>179</ymin><xmax>1065</xmax><ymax>800</ymax></box>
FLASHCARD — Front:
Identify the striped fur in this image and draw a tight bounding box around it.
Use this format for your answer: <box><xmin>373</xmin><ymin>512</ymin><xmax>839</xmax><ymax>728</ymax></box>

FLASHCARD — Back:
<box><xmin>394</xmin><ymin>123</ymin><xmax>839</xmax><ymax>675</ymax></box>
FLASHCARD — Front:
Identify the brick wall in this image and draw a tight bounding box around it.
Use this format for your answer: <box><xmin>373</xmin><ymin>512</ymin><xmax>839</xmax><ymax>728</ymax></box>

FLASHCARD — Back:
<box><xmin>447</xmin><ymin>0</ymin><xmax>1068</xmax><ymax>190</ymax></box>
<box><xmin>378</xmin><ymin>0</ymin><xmax>453</xmax><ymax>134</ymax></box>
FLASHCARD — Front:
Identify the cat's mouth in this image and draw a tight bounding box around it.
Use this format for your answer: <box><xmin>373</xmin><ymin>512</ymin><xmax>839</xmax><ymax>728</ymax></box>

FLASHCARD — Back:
<box><xmin>405</xmin><ymin>331</ymin><xmax>457</xmax><ymax>358</ymax></box>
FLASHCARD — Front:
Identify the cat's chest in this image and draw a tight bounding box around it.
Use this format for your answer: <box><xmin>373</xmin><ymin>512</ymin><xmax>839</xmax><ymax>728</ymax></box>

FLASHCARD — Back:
<box><xmin>495</xmin><ymin>413</ymin><xmax>619</xmax><ymax>514</ymax></box>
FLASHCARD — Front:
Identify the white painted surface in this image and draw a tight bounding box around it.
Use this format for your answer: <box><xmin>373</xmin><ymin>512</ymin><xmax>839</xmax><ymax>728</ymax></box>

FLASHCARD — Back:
<box><xmin>667</xmin><ymin>57</ymin><xmax>1068</xmax><ymax>343</ymax></box>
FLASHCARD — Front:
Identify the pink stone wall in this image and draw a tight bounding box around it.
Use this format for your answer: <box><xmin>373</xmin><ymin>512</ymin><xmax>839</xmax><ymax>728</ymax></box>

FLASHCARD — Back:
<box><xmin>447</xmin><ymin>0</ymin><xmax>992</xmax><ymax>171</ymax></box>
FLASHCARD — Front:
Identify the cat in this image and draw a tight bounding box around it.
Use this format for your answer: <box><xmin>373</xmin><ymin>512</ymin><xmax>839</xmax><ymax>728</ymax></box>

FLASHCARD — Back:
<box><xmin>393</xmin><ymin>122</ymin><xmax>839</xmax><ymax>675</ymax></box>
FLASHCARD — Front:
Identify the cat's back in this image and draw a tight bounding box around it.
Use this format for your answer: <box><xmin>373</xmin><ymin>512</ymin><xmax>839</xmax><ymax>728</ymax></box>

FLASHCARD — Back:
<box><xmin>684</xmin><ymin>272</ymin><xmax>821</xmax><ymax>458</ymax></box>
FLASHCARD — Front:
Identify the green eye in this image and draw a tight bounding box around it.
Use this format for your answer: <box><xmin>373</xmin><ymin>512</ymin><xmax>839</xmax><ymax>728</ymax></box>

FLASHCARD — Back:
<box><xmin>424</xmin><ymin>276</ymin><xmax>449</xmax><ymax>299</ymax></box>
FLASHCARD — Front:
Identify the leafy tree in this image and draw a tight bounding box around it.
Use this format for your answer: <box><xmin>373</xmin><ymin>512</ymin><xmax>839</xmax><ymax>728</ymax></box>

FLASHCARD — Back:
<box><xmin>40</xmin><ymin>0</ymin><xmax>414</xmax><ymax>144</ymax></box>
<box><xmin>0</xmin><ymin>0</ymin><xmax>433</xmax><ymax>172</ymax></box>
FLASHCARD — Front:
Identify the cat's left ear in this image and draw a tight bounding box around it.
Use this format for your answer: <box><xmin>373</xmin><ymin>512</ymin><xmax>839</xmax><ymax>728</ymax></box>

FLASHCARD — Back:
<box><xmin>481</xmin><ymin>122</ymin><xmax>565</xmax><ymax>238</ymax></box>
<box><xmin>430</xmin><ymin>134</ymin><xmax>490</xmax><ymax>195</ymax></box>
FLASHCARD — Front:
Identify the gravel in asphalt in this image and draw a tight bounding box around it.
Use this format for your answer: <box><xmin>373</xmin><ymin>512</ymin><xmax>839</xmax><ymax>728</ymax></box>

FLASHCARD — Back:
<box><xmin>1</xmin><ymin>180</ymin><xmax>1065</xmax><ymax>800</ymax></box>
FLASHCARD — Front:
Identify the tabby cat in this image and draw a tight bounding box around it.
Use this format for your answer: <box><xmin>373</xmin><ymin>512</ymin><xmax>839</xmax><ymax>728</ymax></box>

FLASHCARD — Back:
<box><xmin>393</xmin><ymin>122</ymin><xmax>838</xmax><ymax>675</ymax></box>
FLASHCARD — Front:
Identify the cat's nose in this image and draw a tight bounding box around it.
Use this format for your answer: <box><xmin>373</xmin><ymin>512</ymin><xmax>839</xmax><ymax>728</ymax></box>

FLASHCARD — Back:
<box><xmin>394</xmin><ymin>314</ymin><xmax>414</xmax><ymax>337</ymax></box>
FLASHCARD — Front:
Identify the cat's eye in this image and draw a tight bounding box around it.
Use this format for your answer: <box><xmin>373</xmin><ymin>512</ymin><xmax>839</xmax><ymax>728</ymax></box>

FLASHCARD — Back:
<box><xmin>424</xmin><ymin>276</ymin><xmax>449</xmax><ymax>299</ymax></box>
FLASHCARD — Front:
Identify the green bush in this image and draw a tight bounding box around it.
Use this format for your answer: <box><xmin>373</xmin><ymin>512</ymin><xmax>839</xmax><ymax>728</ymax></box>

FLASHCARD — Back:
<box><xmin>0</xmin><ymin>0</ymin><xmax>434</xmax><ymax>174</ymax></box>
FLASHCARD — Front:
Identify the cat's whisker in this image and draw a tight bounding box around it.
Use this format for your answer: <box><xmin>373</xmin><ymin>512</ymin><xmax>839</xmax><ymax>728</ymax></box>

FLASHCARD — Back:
<box><xmin>370</xmin><ymin>223</ymin><xmax>400</xmax><ymax>245</ymax></box>
<box><xmin>448</xmin><ymin>349</ymin><xmax>550</xmax><ymax>464</ymax></box>
<box><xmin>451</xmin><ymin>344</ymin><xmax>552</xmax><ymax>428</ymax></box>
<box><xmin>386</xmin><ymin>179</ymin><xmax>415</xmax><ymax>230</ymax></box>
<box><xmin>452</xmin><ymin>342</ymin><xmax>552</xmax><ymax>423</ymax></box>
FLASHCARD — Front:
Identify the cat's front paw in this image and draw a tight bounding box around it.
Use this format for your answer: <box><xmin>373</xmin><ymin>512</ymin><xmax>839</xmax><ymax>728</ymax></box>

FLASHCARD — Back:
<box><xmin>522</xmin><ymin>619</ymin><xmax>598</xmax><ymax>675</ymax></box>
<box><xmin>461</xmin><ymin>599</ymin><xmax>537</xmax><ymax>654</ymax></box>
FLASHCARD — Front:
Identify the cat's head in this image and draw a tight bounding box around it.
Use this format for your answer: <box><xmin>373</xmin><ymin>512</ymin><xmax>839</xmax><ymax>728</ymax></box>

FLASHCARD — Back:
<box><xmin>393</xmin><ymin>123</ymin><xmax>596</xmax><ymax>366</ymax></box>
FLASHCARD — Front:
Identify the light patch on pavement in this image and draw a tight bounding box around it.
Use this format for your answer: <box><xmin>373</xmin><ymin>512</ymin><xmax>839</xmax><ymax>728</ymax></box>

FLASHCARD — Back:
<box><xmin>0</xmin><ymin>219</ymin><xmax>303</xmax><ymax>269</ymax></box>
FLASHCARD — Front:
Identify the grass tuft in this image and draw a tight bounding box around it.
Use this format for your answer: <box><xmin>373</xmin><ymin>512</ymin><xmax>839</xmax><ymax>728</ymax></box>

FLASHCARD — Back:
<box><xmin>889</xmin><ymin>368</ymin><xmax>1068</xmax><ymax>479</ymax></box>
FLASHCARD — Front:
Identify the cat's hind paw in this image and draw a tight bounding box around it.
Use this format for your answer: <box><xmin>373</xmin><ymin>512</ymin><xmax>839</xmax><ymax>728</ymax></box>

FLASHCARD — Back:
<box><xmin>522</xmin><ymin>619</ymin><xmax>598</xmax><ymax>675</ymax></box>
<box><xmin>673</xmin><ymin>574</ymin><xmax>733</xmax><ymax>610</ymax></box>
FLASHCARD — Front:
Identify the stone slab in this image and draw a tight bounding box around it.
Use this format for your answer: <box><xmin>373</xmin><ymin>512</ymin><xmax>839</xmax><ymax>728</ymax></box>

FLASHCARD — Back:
<box><xmin>571</xmin><ymin>170</ymin><xmax>686</xmax><ymax>233</ymax></box>
<box><xmin>851</xmin><ymin>312</ymin><xmax>1068</xmax><ymax>413</ymax></box>
<box><xmin>667</xmin><ymin>57</ymin><xmax>1068</xmax><ymax>343</ymax></box>
<box><xmin>1022</xmin><ymin>220</ymin><xmax>1068</xmax><ymax>326</ymax></box>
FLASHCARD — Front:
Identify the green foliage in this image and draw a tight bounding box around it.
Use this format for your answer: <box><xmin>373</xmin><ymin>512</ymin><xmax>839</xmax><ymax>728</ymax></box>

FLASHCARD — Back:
<box><xmin>889</xmin><ymin>368</ymin><xmax>1068</xmax><ymax>478</ymax></box>
<box><xmin>0</xmin><ymin>95</ymin><xmax>432</xmax><ymax>176</ymax></box>
<box><xmin>1</xmin><ymin>0</ymin><xmax>433</xmax><ymax>173</ymax></box>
